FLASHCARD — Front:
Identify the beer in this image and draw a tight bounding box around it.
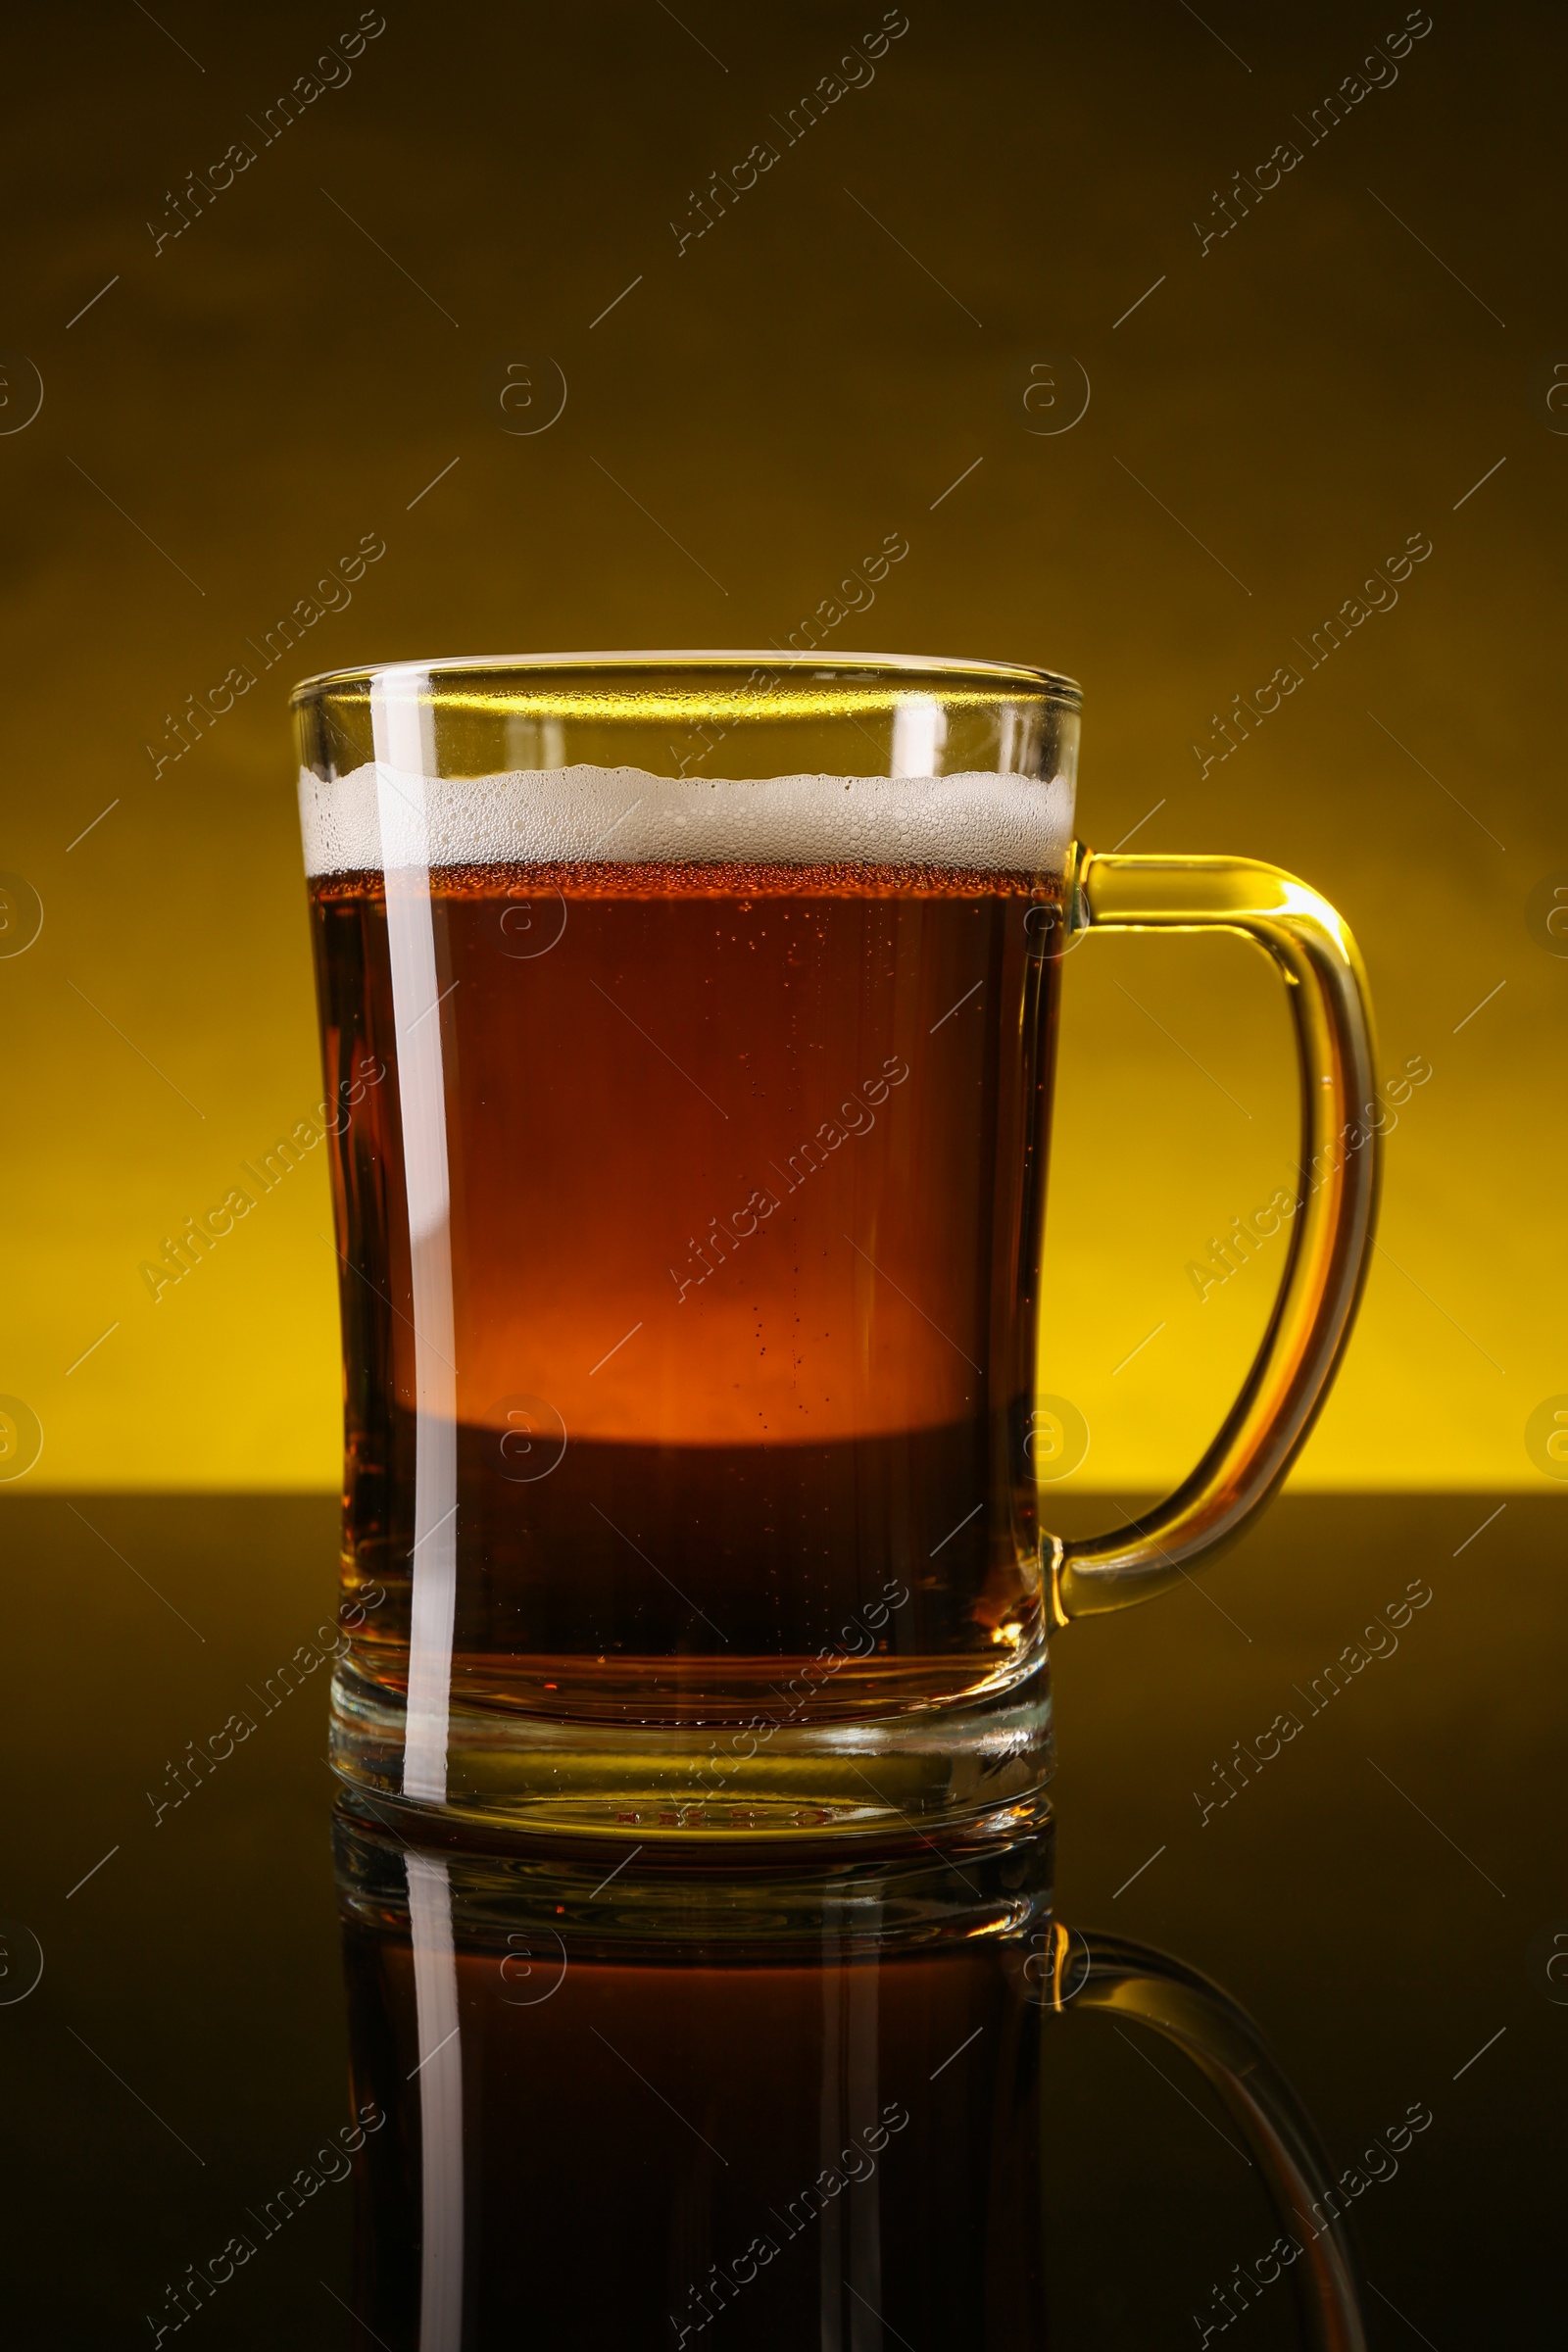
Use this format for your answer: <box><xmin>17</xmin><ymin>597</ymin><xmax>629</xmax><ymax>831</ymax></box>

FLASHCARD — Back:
<box><xmin>335</xmin><ymin>1804</ymin><xmax>1052</xmax><ymax>2351</ymax></box>
<box><xmin>332</xmin><ymin>1805</ymin><xmax>1357</xmax><ymax>2350</ymax></box>
<box><xmin>304</xmin><ymin>759</ymin><xmax>1068</xmax><ymax>1822</ymax></box>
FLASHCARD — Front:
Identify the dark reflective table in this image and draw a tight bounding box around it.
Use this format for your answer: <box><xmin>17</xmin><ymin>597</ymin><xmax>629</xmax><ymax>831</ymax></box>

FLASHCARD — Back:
<box><xmin>1</xmin><ymin>1494</ymin><xmax>1561</xmax><ymax>2345</ymax></box>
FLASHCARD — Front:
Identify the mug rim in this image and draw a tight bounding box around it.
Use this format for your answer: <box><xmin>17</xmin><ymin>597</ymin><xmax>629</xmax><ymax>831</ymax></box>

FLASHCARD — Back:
<box><xmin>289</xmin><ymin>647</ymin><xmax>1083</xmax><ymax>709</ymax></box>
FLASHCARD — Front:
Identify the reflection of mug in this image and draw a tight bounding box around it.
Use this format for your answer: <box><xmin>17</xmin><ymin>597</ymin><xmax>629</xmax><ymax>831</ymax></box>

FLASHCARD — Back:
<box><xmin>334</xmin><ymin>1805</ymin><xmax>1366</xmax><ymax>2349</ymax></box>
<box><xmin>296</xmin><ymin>654</ymin><xmax>1377</xmax><ymax>1838</ymax></box>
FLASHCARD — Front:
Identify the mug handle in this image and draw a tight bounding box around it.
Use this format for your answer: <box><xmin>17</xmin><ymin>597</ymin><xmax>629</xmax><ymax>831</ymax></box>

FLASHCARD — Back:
<box><xmin>1039</xmin><ymin>1926</ymin><xmax>1367</xmax><ymax>2351</ymax></box>
<box><xmin>1049</xmin><ymin>848</ymin><xmax>1380</xmax><ymax>1622</ymax></box>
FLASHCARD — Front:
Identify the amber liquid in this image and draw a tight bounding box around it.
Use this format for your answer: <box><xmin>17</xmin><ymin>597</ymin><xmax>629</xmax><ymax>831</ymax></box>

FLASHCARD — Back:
<box><xmin>339</xmin><ymin>1850</ymin><xmax>1048</xmax><ymax>2349</ymax></box>
<box><xmin>311</xmin><ymin>863</ymin><xmax>1059</xmax><ymax>1727</ymax></box>
<box><xmin>344</xmin><ymin>1946</ymin><xmax>1045</xmax><ymax>2350</ymax></box>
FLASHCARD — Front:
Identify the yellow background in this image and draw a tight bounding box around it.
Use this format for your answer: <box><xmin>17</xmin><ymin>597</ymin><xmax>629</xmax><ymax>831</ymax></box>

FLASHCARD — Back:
<box><xmin>1</xmin><ymin>0</ymin><xmax>1558</xmax><ymax>1491</ymax></box>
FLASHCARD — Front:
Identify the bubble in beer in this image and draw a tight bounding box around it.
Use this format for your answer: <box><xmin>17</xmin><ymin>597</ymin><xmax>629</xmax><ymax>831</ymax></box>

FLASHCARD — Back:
<box><xmin>0</xmin><ymin>872</ymin><xmax>43</xmax><ymax>957</ymax></box>
<box><xmin>0</xmin><ymin>1396</ymin><xmax>43</xmax><ymax>1481</ymax></box>
<box><xmin>485</xmin><ymin>1394</ymin><xmax>568</xmax><ymax>1483</ymax></box>
<box><xmin>1525</xmin><ymin>1396</ymin><xmax>1568</xmax><ymax>1481</ymax></box>
<box><xmin>0</xmin><ymin>352</ymin><xmax>44</xmax><ymax>436</ymax></box>
<box><xmin>1021</xmin><ymin>355</ymin><xmax>1090</xmax><ymax>436</ymax></box>
<box><xmin>498</xmin><ymin>355</ymin><xmax>568</xmax><ymax>436</ymax></box>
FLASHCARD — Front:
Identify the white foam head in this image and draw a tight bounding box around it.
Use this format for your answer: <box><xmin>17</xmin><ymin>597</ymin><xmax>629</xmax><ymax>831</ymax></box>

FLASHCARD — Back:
<box><xmin>299</xmin><ymin>762</ymin><xmax>1075</xmax><ymax>877</ymax></box>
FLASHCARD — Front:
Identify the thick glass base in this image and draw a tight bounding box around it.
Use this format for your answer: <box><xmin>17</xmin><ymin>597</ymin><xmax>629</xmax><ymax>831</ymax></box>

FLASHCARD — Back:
<box><xmin>328</xmin><ymin>1657</ymin><xmax>1054</xmax><ymax>1842</ymax></box>
<box><xmin>333</xmin><ymin>1789</ymin><xmax>1056</xmax><ymax>1954</ymax></box>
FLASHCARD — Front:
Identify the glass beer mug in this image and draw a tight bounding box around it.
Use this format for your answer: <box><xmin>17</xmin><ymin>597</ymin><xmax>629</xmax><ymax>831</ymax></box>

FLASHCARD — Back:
<box><xmin>334</xmin><ymin>1807</ymin><xmax>1367</xmax><ymax>2349</ymax></box>
<box><xmin>294</xmin><ymin>653</ymin><xmax>1377</xmax><ymax>1837</ymax></box>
